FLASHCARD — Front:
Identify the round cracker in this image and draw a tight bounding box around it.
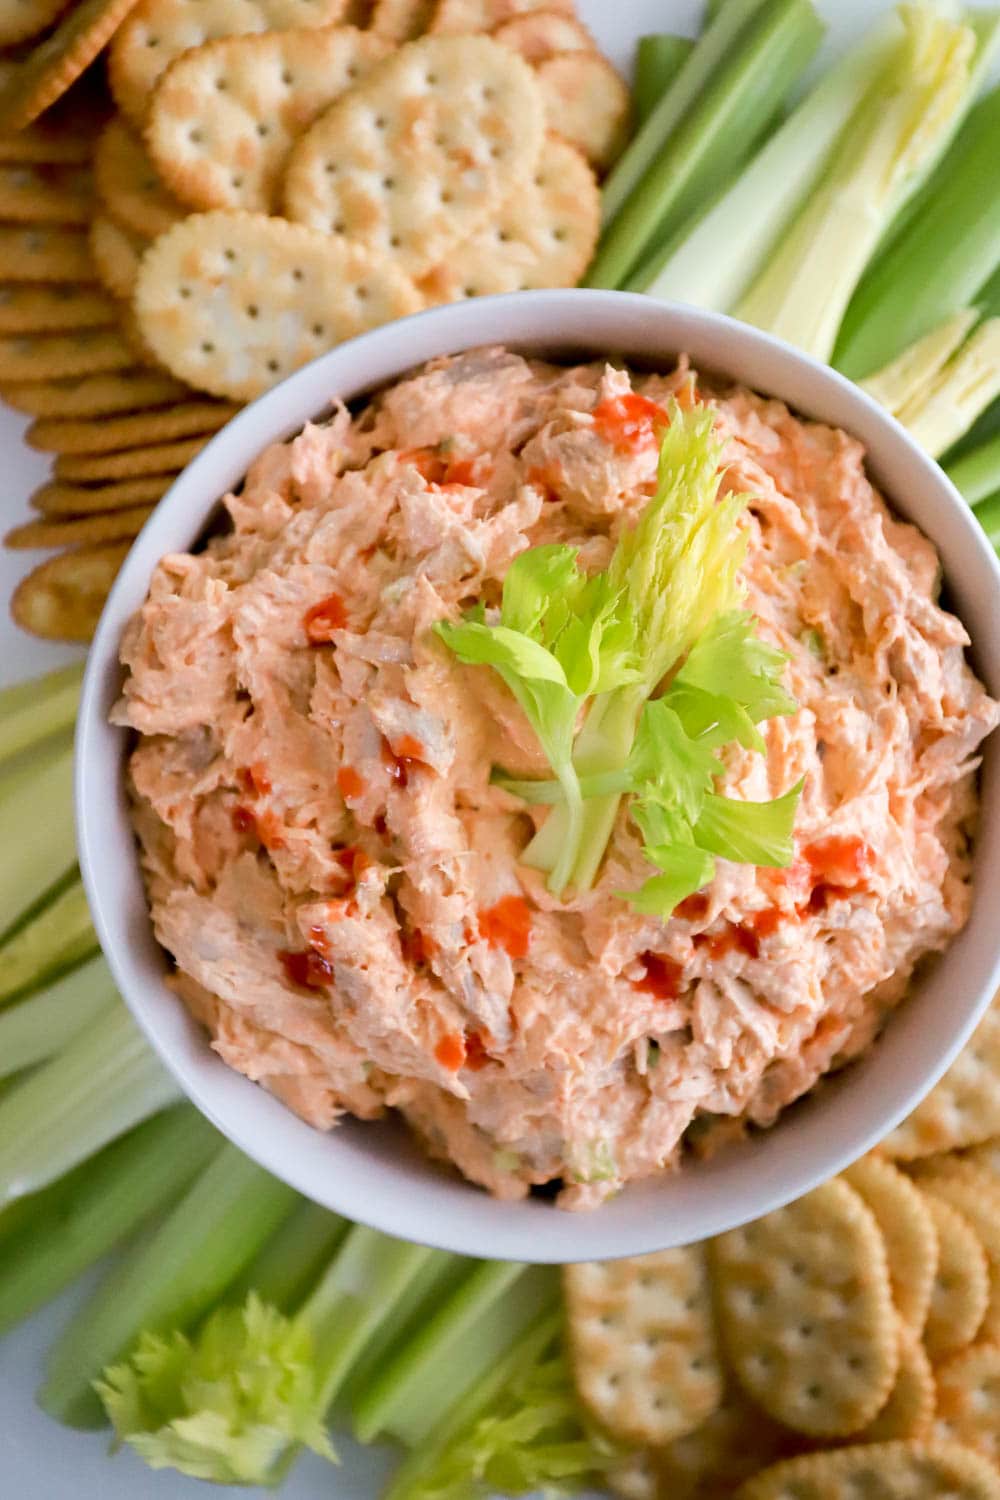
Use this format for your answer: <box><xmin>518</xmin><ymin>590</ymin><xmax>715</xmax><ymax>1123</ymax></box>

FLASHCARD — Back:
<box><xmin>54</xmin><ymin>432</ymin><xmax>211</xmax><ymax>481</ymax></box>
<box><xmin>418</xmin><ymin>134</ymin><xmax>598</xmax><ymax>301</ymax></box>
<box><xmin>880</xmin><ymin>1002</ymin><xmax>1000</xmax><ymax>1160</ymax></box>
<box><xmin>655</xmin><ymin>1385</ymin><xmax>798</xmax><ymax>1500</ymax></box>
<box><xmin>146</xmin><ymin>24</ymin><xmax>389</xmax><ymax>215</ymax></box>
<box><xmin>0</xmin><ymin>161</ymin><xmax>94</xmax><ymax>223</ymax></box>
<box><xmin>109</xmin><ymin>0</ymin><xmax>350</xmax><ymax>128</ymax></box>
<box><xmin>0</xmin><ymin>328</ymin><xmax>135</xmax><ymax>381</ymax></box>
<box><xmin>936</xmin><ymin>1344</ymin><xmax>1000</xmax><ymax>1462</ymax></box>
<box><xmin>11</xmin><ymin>542</ymin><xmax>130</xmax><ymax>642</ymax></box>
<box><xmin>735</xmin><ymin>1440</ymin><xmax>1000</xmax><ymax>1500</ymax></box>
<box><xmin>964</xmin><ymin>1140</ymin><xmax>1000</xmax><ymax>1179</ymax></box>
<box><xmin>27</xmin><ymin>398</ymin><xmax>238</xmax><ymax>452</ymax></box>
<box><xmin>429</xmin><ymin>0</ymin><xmax>574</xmax><ymax>33</ymax></box>
<box><xmin>0</xmin><ymin>0</ymin><xmax>145</xmax><ymax>132</ymax></box>
<box><xmin>606</xmin><ymin>1451</ymin><xmax>657</xmax><ymax>1500</ymax></box>
<box><xmin>93</xmin><ymin>117</ymin><xmax>184</xmax><ymax>239</ymax></box>
<box><xmin>0</xmin><ymin>225</ymin><xmax>93</xmax><ymax>281</ymax></box>
<box><xmin>920</xmin><ymin>1194</ymin><xmax>990</xmax><ymax>1362</ymax></box>
<box><xmin>915</xmin><ymin>1164</ymin><xmax>1000</xmax><ymax>1342</ymax></box>
<box><xmin>5</xmin><ymin>503</ymin><xmax>154</xmax><ymax>548</ymax></box>
<box><xmin>534</xmin><ymin>50</ymin><xmax>631</xmax><ymax>173</ymax></box>
<box><xmin>493</xmin><ymin>10</ymin><xmax>594</xmax><ymax>64</ymax></box>
<box><xmin>134</xmin><ymin>209</ymin><xmax>421</xmax><ymax>400</ymax></box>
<box><xmin>282</xmin><ymin>34</ymin><xmax>545</xmax><ymax>278</ymax></box>
<box><xmin>31</xmin><ymin>475</ymin><xmax>175</xmax><ymax>513</ymax></box>
<box><xmin>0</xmin><ymin>0</ymin><xmax>73</xmax><ymax>48</ymax></box>
<box><xmin>711</xmin><ymin>1178</ymin><xmax>898</xmax><ymax>1437</ymax></box>
<box><xmin>89</xmin><ymin>213</ymin><xmax>148</xmax><ymax>300</ymax></box>
<box><xmin>843</xmin><ymin>1155</ymin><xmax>939</xmax><ymax>1337</ymax></box>
<box><xmin>856</xmin><ymin>1323</ymin><xmax>936</xmax><ymax>1444</ymax></box>
<box><xmin>370</xmin><ymin>0</ymin><xmax>434</xmax><ymax>41</ymax></box>
<box><xmin>0</xmin><ymin>368</ymin><xmax>188</xmax><ymax>416</ymax></box>
<box><xmin>0</xmin><ymin>284</ymin><xmax>118</xmax><ymax>334</ymax></box>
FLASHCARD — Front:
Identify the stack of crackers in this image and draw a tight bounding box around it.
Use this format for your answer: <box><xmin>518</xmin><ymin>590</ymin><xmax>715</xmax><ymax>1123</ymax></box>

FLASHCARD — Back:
<box><xmin>0</xmin><ymin>0</ymin><xmax>629</xmax><ymax>642</ymax></box>
<box><xmin>564</xmin><ymin>995</ymin><xmax>1000</xmax><ymax>1499</ymax></box>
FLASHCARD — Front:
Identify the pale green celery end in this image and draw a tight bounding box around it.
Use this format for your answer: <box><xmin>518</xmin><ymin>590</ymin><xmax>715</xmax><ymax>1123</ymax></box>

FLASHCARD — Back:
<box><xmin>946</xmin><ymin>430</ymin><xmax>1000</xmax><ymax>504</ymax></box>
<box><xmin>39</xmin><ymin>1140</ymin><xmax>299</xmax><ymax>1429</ymax></box>
<box><xmin>860</xmin><ymin>307</ymin><xmax>978</xmax><ymax>416</ymax></box>
<box><xmin>637</xmin><ymin>16</ymin><xmax>899</xmax><ymax>311</ymax></box>
<box><xmin>973</xmin><ymin>489</ymin><xmax>1000</xmax><ymax>547</ymax></box>
<box><xmin>0</xmin><ymin>1003</ymin><xmax>180</xmax><ymax>1206</ymax></box>
<box><xmin>0</xmin><ymin>662</ymin><xmax>83</xmax><ymax>770</ymax></box>
<box><xmin>356</xmin><ymin>1263</ymin><xmax>559</xmax><ymax>1450</ymax></box>
<box><xmin>567</xmin><ymin>685</ymin><xmax>646</xmax><ymax>894</ymax></box>
<box><xmin>228</xmin><ymin>1200</ymin><xmax>348</xmax><ymax>1314</ymax></box>
<box><xmin>599</xmin><ymin>0</ymin><xmax>773</xmax><ymax>226</ymax></box>
<box><xmin>898</xmin><ymin>318</ymin><xmax>1000</xmax><ymax>457</ymax></box>
<box><xmin>0</xmin><ymin>954</ymin><xmax>113</xmax><ymax>1078</ymax></box>
<box><xmin>0</xmin><ymin>736</ymin><xmax>76</xmax><ymax>945</ymax></box>
<box><xmin>0</xmin><ymin>877</ymin><xmax>98</xmax><ymax>1008</ymax></box>
<box><xmin>634</xmin><ymin>35</ymin><xmax>695</xmax><ymax>126</ymax></box>
<box><xmin>0</xmin><ymin>1105</ymin><xmax>218</xmax><ymax>1339</ymax></box>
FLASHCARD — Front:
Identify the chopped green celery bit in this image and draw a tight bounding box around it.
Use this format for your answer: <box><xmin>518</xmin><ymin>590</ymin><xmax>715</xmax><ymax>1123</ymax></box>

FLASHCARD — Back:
<box><xmin>0</xmin><ymin>873</ymin><xmax>98</xmax><ymax>1008</ymax></box>
<box><xmin>973</xmin><ymin>490</ymin><xmax>1000</xmax><ymax>549</ymax></box>
<box><xmin>0</xmin><ymin>1105</ymin><xmax>218</xmax><ymax>1338</ymax></box>
<box><xmin>0</xmin><ymin>661</ymin><xmax>83</xmax><ymax>770</ymax></box>
<box><xmin>946</xmin><ymin>430</ymin><xmax>1000</xmax><ymax>505</ymax></box>
<box><xmin>0</xmin><ymin>1002</ymin><xmax>180</xmax><ymax>1208</ymax></box>
<box><xmin>635</xmin><ymin>15</ymin><xmax>897</xmax><ymax>308</ymax></box>
<box><xmin>897</xmin><ymin>318</ymin><xmax>1000</xmax><ymax>457</ymax></box>
<box><xmin>227</xmin><ymin>1199</ymin><xmax>348</xmax><ymax>1313</ymax></box>
<box><xmin>42</xmin><ymin>1140</ymin><xmax>299</xmax><ymax>1430</ymax></box>
<box><xmin>0</xmin><ymin>953</ymin><xmax>111</xmax><ymax>1077</ymax></box>
<box><xmin>0</xmin><ymin>735</ymin><xmax>76</xmax><ymax>946</ymax></box>
<box><xmin>634</xmin><ymin>35</ymin><xmax>694</xmax><ymax>125</ymax></box>
<box><xmin>95</xmin><ymin>1221</ymin><xmax>439</xmax><ymax>1483</ymax></box>
<box><xmin>354</xmin><ymin>1263</ymin><xmax>560</xmax><ymax>1448</ymax></box>
<box><xmin>835</xmin><ymin>74</ymin><xmax>1000</xmax><ymax>379</ymax></box>
<box><xmin>861</xmin><ymin>307</ymin><xmax>978</xmax><ymax>416</ymax></box>
<box><xmin>588</xmin><ymin>0</ymin><xmax>822</xmax><ymax>288</ymax></box>
<box><xmin>738</xmin><ymin>3</ymin><xmax>977</xmax><ymax>362</ymax></box>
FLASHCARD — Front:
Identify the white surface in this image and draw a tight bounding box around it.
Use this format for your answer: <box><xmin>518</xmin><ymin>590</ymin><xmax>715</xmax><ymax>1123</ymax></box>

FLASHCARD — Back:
<box><xmin>2</xmin><ymin>2</ymin><xmax>996</xmax><ymax>1497</ymax></box>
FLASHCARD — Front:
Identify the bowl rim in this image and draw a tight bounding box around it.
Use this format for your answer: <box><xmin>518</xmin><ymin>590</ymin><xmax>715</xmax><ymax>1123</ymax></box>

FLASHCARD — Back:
<box><xmin>77</xmin><ymin>289</ymin><xmax>1000</xmax><ymax>1261</ymax></box>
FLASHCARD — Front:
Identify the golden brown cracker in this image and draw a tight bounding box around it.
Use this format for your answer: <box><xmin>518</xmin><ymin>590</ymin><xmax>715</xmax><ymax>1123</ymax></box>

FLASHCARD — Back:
<box><xmin>0</xmin><ymin>0</ymin><xmax>72</xmax><ymax>48</ymax></box>
<box><xmin>920</xmin><ymin>1194</ymin><xmax>990</xmax><ymax>1362</ymax></box>
<box><xmin>109</xmin><ymin>0</ymin><xmax>350</xmax><ymax>127</ymax></box>
<box><xmin>735</xmin><ymin>1440</ymin><xmax>1000</xmax><ymax>1500</ymax></box>
<box><xmin>370</xmin><ymin>0</ymin><xmax>434</xmax><ymax>41</ymax></box>
<box><xmin>0</xmin><ymin>161</ymin><xmax>93</xmax><ymax>223</ymax></box>
<box><xmin>282</xmin><ymin>34</ymin><xmax>545</xmax><ymax>277</ymax></box>
<box><xmin>493</xmin><ymin>10</ymin><xmax>593</xmax><ymax>64</ymax></box>
<box><xmin>855</xmin><ymin>1323</ymin><xmax>936</xmax><ymax>1444</ymax></box>
<box><xmin>964</xmin><ymin>1140</ymin><xmax>1000</xmax><ymax>1179</ymax></box>
<box><xmin>0</xmin><ymin>327</ymin><xmax>135</xmax><ymax>381</ymax></box>
<box><xmin>936</xmin><ymin>1344</ymin><xmax>1000</xmax><ymax>1462</ymax></box>
<box><xmin>93</xmin><ymin>117</ymin><xmax>184</xmax><ymax>239</ymax></box>
<box><xmin>0</xmin><ymin>284</ymin><xmax>118</xmax><ymax>334</ymax></box>
<box><xmin>0</xmin><ymin>0</ymin><xmax>144</xmax><ymax>132</ymax></box>
<box><xmin>54</xmin><ymin>432</ymin><xmax>210</xmax><ymax>480</ymax></box>
<box><xmin>843</xmin><ymin>1155</ymin><xmax>938</xmax><ymax>1337</ymax></box>
<box><xmin>27</xmin><ymin>398</ymin><xmax>237</xmax><ymax>452</ymax></box>
<box><xmin>534</xmin><ymin>50</ymin><xmax>631</xmax><ymax>173</ymax></box>
<box><xmin>146</xmin><ymin>24</ymin><xmax>389</xmax><ymax>214</ymax></box>
<box><xmin>0</xmin><ymin>225</ymin><xmax>93</xmax><ymax>281</ymax></box>
<box><xmin>563</xmin><ymin>1246</ymin><xmax>723</xmax><ymax>1447</ymax></box>
<box><xmin>5</xmin><ymin>504</ymin><xmax>154</xmax><ymax>548</ymax></box>
<box><xmin>711</xmin><ymin>1179</ymin><xmax>898</xmax><ymax>1437</ymax></box>
<box><xmin>915</xmin><ymin>1165</ymin><xmax>1000</xmax><ymax>1341</ymax></box>
<box><xmin>89</xmin><ymin>214</ymin><xmax>147</xmax><ymax>300</ymax></box>
<box><xmin>655</xmin><ymin>1385</ymin><xmax>798</xmax><ymax>1500</ymax></box>
<box><xmin>881</xmin><ymin>1002</ymin><xmax>1000</xmax><ymax>1160</ymax></box>
<box><xmin>134</xmin><ymin>209</ymin><xmax>421</xmax><ymax>400</ymax></box>
<box><xmin>429</xmin><ymin>0</ymin><xmax>573</xmax><ymax>32</ymax></box>
<box><xmin>31</xmin><ymin>475</ymin><xmax>174</xmax><ymax>513</ymax></box>
<box><xmin>0</xmin><ymin>368</ymin><xmax>188</xmax><ymax>416</ymax></box>
<box><xmin>11</xmin><ymin>542</ymin><xmax>130</xmax><ymax>642</ymax></box>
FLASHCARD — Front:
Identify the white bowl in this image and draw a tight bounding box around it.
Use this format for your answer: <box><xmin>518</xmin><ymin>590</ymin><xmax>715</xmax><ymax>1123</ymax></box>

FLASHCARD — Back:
<box><xmin>77</xmin><ymin>291</ymin><xmax>1000</xmax><ymax>1262</ymax></box>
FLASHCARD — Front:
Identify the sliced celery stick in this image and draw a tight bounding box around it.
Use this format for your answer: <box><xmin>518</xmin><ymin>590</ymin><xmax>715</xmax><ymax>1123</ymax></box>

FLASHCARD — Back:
<box><xmin>0</xmin><ymin>662</ymin><xmax>83</xmax><ymax>770</ymax></box>
<box><xmin>227</xmin><ymin>1198</ymin><xmax>348</xmax><ymax>1312</ymax></box>
<box><xmin>39</xmin><ymin>1140</ymin><xmax>299</xmax><ymax>1429</ymax></box>
<box><xmin>861</xmin><ymin>308</ymin><xmax>979</xmax><ymax>416</ymax></box>
<box><xmin>946</xmin><ymin>431</ymin><xmax>1000</xmax><ymax>505</ymax></box>
<box><xmin>0</xmin><ymin>735</ymin><xmax>76</xmax><ymax>944</ymax></box>
<box><xmin>635</xmin><ymin>16</ymin><xmax>897</xmax><ymax>308</ymax></box>
<box><xmin>353</xmin><ymin>1261</ymin><xmax>560</xmax><ymax>1447</ymax></box>
<box><xmin>589</xmin><ymin>0</ymin><xmax>822</xmax><ymax>288</ymax></box>
<box><xmin>634</xmin><ymin>35</ymin><xmax>694</xmax><ymax>126</ymax></box>
<box><xmin>835</xmin><ymin>81</ymin><xmax>1000</xmax><ymax>379</ymax></box>
<box><xmin>0</xmin><ymin>954</ymin><xmax>112</xmax><ymax>1077</ymax></box>
<box><xmin>974</xmin><ymin>490</ymin><xmax>1000</xmax><ymax>548</ymax></box>
<box><xmin>0</xmin><ymin>1105</ymin><xmax>219</xmax><ymax>1337</ymax></box>
<box><xmin>0</xmin><ymin>875</ymin><xmax>97</xmax><ymax>1008</ymax></box>
<box><xmin>0</xmin><ymin>1003</ymin><xmax>180</xmax><ymax>1205</ymax></box>
<box><xmin>898</xmin><ymin>318</ymin><xmax>1000</xmax><ymax>457</ymax></box>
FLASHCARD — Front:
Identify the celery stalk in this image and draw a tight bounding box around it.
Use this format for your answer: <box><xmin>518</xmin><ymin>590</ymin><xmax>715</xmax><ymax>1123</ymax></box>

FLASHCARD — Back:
<box><xmin>0</xmin><ymin>1003</ymin><xmax>180</xmax><ymax>1205</ymax></box>
<box><xmin>353</xmin><ymin>1261</ymin><xmax>559</xmax><ymax>1448</ymax></box>
<box><xmin>39</xmin><ymin>1140</ymin><xmax>299</xmax><ymax>1428</ymax></box>
<box><xmin>835</xmin><ymin>78</ymin><xmax>1000</xmax><ymax>379</ymax></box>
<box><xmin>974</xmin><ymin>490</ymin><xmax>1000</xmax><ymax>548</ymax></box>
<box><xmin>0</xmin><ymin>735</ymin><xmax>76</xmax><ymax>944</ymax></box>
<box><xmin>0</xmin><ymin>1105</ymin><xmax>218</xmax><ymax>1337</ymax></box>
<box><xmin>0</xmin><ymin>662</ymin><xmax>83</xmax><ymax>770</ymax></box>
<box><xmin>0</xmin><ymin>874</ymin><xmax>97</xmax><ymax>1008</ymax></box>
<box><xmin>946</xmin><ymin>432</ymin><xmax>1000</xmax><ymax>505</ymax></box>
<box><xmin>861</xmin><ymin>307</ymin><xmax>979</xmax><ymax>416</ymax></box>
<box><xmin>738</xmin><ymin>3</ymin><xmax>977</xmax><ymax>362</ymax></box>
<box><xmin>588</xmin><ymin>0</ymin><xmax>822</xmax><ymax>289</ymax></box>
<box><xmin>634</xmin><ymin>17</ymin><xmax>899</xmax><ymax>308</ymax></box>
<box><xmin>0</xmin><ymin>954</ymin><xmax>112</xmax><ymax>1077</ymax></box>
<box><xmin>227</xmin><ymin>1198</ymin><xmax>348</xmax><ymax>1312</ymax></box>
<box><xmin>897</xmin><ymin>318</ymin><xmax>1000</xmax><ymax>457</ymax></box>
<box><xmin>634</xmin><ymin>35</ymin><xmax>694</xmax><ymax>126</ymax></box>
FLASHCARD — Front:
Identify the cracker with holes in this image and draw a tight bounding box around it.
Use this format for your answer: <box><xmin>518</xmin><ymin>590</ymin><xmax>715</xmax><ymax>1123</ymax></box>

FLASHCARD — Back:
<box><xmin>711</xmin><ymin>1178</ymin><xmax>898</xmax><ymax>1437</ymax></box>
<box><xmin>283</xmin><ymin>34</ymin><xmax>545</xmax><ymax>278</ymax></box>
<box><xmin>371</xmin><ymin>0</ymin><xmax>435</xmax><ymax>40</ymax></box>
<box><xmin>855</xmin><ymin>1323</ymin><xmax>935</xmax><ymax>1443</ymax></box>
<box><xmin>534</xmin><ymin>51</ymin><xmax>631</xmax><ymax>173</ymax></box>
<box><xmin>418</xmin><ymin>135</ymin><xmax>597</xmax><ymax>300</ymax></box>
<box><xmin>563</xmin><ymin>1245</ymin><xmax>723</xmax><ymax>1446</ymax></box>
<box><xmin>655</xmin><ymin>1385</ymin><xmax>797</xmax><ymax>1499</ymax></box>
<box><xmin>0</xmin><ymin>285</ymin><xmax>119</xmax><ymax>335</ymax></box>
<box><xmin>54</xmin><ymin>433</ymin><xmax>211</xmax><ymax>481</ymax></box>
<box><xmin>0</xmin><ymin>225</ymin><xmax>93</xmax><ymax>281</ymax></box>
<box><xmin>880</xmin><ymin>1001</ymin><xmax>1000</xmax><ymax>1160</ymax></box>
<box><xmin>147</xmin><ymin>25</ymin><xmax>389</xmax><ymax>214</ymax></box>
<box><xmin>429</xmin><ymin>0</ymin><xmax>574</xmax><ymax>32</ymax></box>
<box><xmin>920</xmin><ymin>1194</ymin><xmax>989</xmax><ymax>1361</ymax></box>
<box><xmin>11</xmin><ymin>542</ymin><xmax>130</xmax><ymax>642</ymax></box>
<box><xmin>109</xmin><ymin>0</ymin><xmax>349</xmax><ymax>126</ymax></box>
<box><xmin>94</xmin><ymin>118</ymin><xmax>184</xmax><ymax>239</ymax></box>
<box><xmin>493</xmin><ymin>10</ymin><xmax>594</xmax><ymax>65</ymax></box>
<box><xmin>735</xmin><ymin>1440</ymin><xmax>1000</xmax><ymax>1500</ymax></box>
<box><xmin>605</xmin><ymin>1450</ymin><xmax>657</xmax><ymax>1500</ymax></box>
<box><xmin>936</xmin><ymin>1344</ymin><xmax>1000</xmax><ymax>1461</ymax></box>
<box><xmin>5</xmin><ymin>505</ymin><xmax>154</xmax><ymax>548</ymax></box>
<box><xmin>0</xmin><ymin>0</ymin><xmax>72</xmax><ymax>47</ymax></box>
<box><xmin>0</xmin><ymin>163</ymin><xmax>94</xmax><ymax>224</ymax></box>
<box><xmin>32</xmin><ymin>476</ymin><xmax>175</xmax><ymax>514</ymax></box>
<box><xmin>27</xmin><ymin>399</ymin><xmax>237</xmax><ymax>453</ymax></box>
<box><xmin>843</xmin><ymin>1155</ymin><xmax>938</xmax><ymax>1336</ymax></box>
<box><xmin>915</xmin><ymin>1164</ymin><xmax>1000</xmax><ymax>1341</ymax></box>
<box><xmin>90</xmin><ymin>215</ymin><xmax>148</xmax><ymax>301</ymax></box>
<box><xmin>134</xmin><ymin>210</ymin><xmax>421</xmax><ymax>400</ymax></box>
<box><xmin>0</xmin><ymin>369</ymin><xmax>187</xmax><ymax>417</ymax></box>
<box><xmin>0</xmin><ymin>0</ymin><xmax>143</xmax><ymax>132</ymax></box>
<box><xmin>0</xmin><ymin>329</ymin><xmax>136</xmax><ymax>382</ymax></box>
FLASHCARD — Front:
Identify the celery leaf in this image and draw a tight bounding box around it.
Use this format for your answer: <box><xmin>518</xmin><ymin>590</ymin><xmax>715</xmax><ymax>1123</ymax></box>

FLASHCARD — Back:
<box><xmin>694</xmin><ymin>778</ymin><xmax>805</xmax><ymax>867</ymax></box>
